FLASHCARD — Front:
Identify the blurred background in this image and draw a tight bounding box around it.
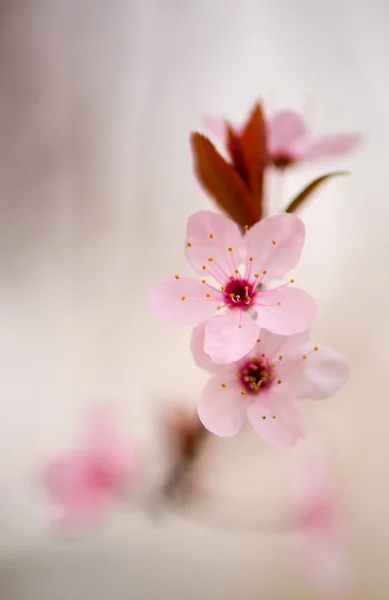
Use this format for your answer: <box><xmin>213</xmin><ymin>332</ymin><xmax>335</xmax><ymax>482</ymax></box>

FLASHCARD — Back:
<box><xmin>0</xmin><ymin>0</ymin><xmax>387</xmax><ymax>598</ymax></box>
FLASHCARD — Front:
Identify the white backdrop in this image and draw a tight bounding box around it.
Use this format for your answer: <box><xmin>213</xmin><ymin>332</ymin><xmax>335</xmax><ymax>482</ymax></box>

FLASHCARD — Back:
<box><xmin>0</xmin><ymin>0</ymin><xmax>388</xmax><ymax>598</ymax></box>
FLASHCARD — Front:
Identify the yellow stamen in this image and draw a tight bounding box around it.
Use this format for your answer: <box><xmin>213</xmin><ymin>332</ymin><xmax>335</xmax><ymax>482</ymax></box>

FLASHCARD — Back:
<box><xmin>181</xmin><ymin>296</ymin><xmax>186</xmax><ymax>301</ymax></box>
<box><xmin>187</xmin><ymin>242</ymin><xmax>192</xmax><ymax>247</ymax></box>
<box><xmin>209</xmin><ymin>233</ymin><xmax>214</xmax><ymax>238</ymax></box>
<box><xmin>221</xmin><ymin>383</ymin><xmax>227</xmax><ymax>388</ymax></box>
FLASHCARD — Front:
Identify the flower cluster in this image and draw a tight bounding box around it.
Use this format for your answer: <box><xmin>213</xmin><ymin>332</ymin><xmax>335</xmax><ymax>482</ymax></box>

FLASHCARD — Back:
<box><xmin>150</xmin><ymin>103</ymin><xmax>355</xmax><ymax>448</ymax></box>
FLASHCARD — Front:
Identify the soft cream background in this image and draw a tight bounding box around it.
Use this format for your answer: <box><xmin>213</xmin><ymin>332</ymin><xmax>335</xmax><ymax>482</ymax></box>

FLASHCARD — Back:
<box><xmin>0</xmin><ymin>0</ymin><xmax>387</xmax><ymax>598</ymax></box>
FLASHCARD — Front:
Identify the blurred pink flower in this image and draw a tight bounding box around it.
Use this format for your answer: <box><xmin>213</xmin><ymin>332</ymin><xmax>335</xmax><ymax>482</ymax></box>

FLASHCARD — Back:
<box><xmin>191</xmin><ymin>325</ymin><xmax>349</xmax><ymax>445</ymax></box>
<box><xmin>44</xmin><ymin>409</ymin><xmax>138</xmax><ymax>531</ymax></box>
<box><xmin>149</xmin><ymin>210</ymin><xmax>317</xmax><ymax>364</ymax></box>
<box><xmin>289</xmin><ymin>439</ymin><xmax>349</xmax><ymax>591</ymax></box>
<box><xmin>203</xmin><ymin>110</ymin><xmax>361</xmax><ymax>168</ymax></box>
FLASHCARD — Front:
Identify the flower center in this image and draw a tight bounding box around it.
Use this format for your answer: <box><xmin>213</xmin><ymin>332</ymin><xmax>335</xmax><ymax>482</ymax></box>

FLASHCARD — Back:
<box><xmin>223</xmin><ymin>278</ymin><xmax>256</xmax><ymax>309</ymax></box>
<box><xmin>270</xmin><ymin>151</ymin><xmax>295</xmax><ymax>169</ymax></box>
<box><xmin>239</xmin><ymin>356</ymin><xmax>275</xmax><ymax>394</ymax></box>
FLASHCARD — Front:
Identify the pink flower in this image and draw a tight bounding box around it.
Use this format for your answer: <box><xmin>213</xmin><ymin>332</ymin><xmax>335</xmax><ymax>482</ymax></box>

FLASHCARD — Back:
<box><xmin>191</xmin><ymin>324</ymin><xmax>349</xmax><ymax>445</ymax></box>
<box><xmin>267</xmin><ymin>110</ymin><xmax>361</xmax><ymax>168</ymax></box>
<box><xmin>44</xmin><ymin>409</ymin><xmax>138</xmax><ymax>531</ymax></box>
<box><xmin>289</xmin><ymin>439</ymin><xmax>349</xmax><ymax>591</ymax></box>
<box><xmin>149</xmin><ymin>211</ymin><xmax>317</xmax><ymax>364</ymax></box>
<box><xmin>203</xmin><ymin>110</ymin><xmax>361</xmax><ymax>168</ymax></box>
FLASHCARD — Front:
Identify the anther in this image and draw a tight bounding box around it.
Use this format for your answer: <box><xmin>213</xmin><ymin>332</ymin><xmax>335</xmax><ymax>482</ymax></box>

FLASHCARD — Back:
<box><xmin>230</xmin><ymin>293</ymin><xmax>235</xmax><ymax>298</ymax></box>
<box><xmin>257</xmin><ymin>339</ymin><xmax>261</xmax><ymax>343</ymax></box>
<box><xmin>252</xmin><ymin>365</ymin><xmax>258</xmax><ymax>371</ymax></box>
<box><xmin>241</xmin><ymin>390</ymin><xmax>246</xmax><ymax>395</ymax></box>
<box><xmin>246</xmin><ymin>297</ymin><xmax>252</xmax><ymax>302</ymax></box>
<box><xmin>202</xmin><ymin>265</ymin><xmax>206</xmax><ymax>270</ymax></box>
<box><xmin>208</xmin><ymin>257</ymin><xmax>213</xmax><ymax>262</ymax></box>
<box><xmin>290</xmin><ymin>278</ymin><xmax>295</xmax><ymax>283</ymax></box>
<box><xmin>181</xmin><ymin>296</ymin><xmax>186</xmax><ymax>301</ymax></box>
<box><xmin>303</xmin><ymin>354</ymin><xmax>308</xmax><ymax>360</ymax></box>
<box><xmin>238</xmin><ymin>324</ymin><xmax>242</xmax><ymax>329</ymax></box>
<box><xmin>187</xmin><ymin>242</ymin><xmax>192</xmax><ymax>247</ymax></box>
<box><xmin>244</xmin><ymin>225</ymin><xmax>249</xmax><ymax>231</ymax></box>
<box><xmin>277</xmin><ymin>301</ymin><xmax>282</xmax><ymax>306</ymax></box>
<box><xmin>209</xmin><ymin>233</ymin><xmax>214</xmax><ymax>238</ymax></box>
<box><xmin>221</xmin><ymin>383</ymin><xmax>227</xmax><ymax>388</ymax></box>
<box><xmin>244</xmin><ymin>286</ymin><xmax>249</xmax><ymax>291</ymax></box>
<box><xmin>272</xmin><ymin>415</ymin><xmax>276</xmax><ymax>419</ymax></box>
<box><xmin>175</xmin><ymin>274</ymin><xmax>179</xmax><ymax>279</ymax></box>
<box><xmin>261</xmin><ymin>353</ymin><xmax>265</xmax><ymax>357</ymax></box>
<box><xmin>314</xmin><ymin>346</ymin><xmax>319</xmax><ymax>351</ymax></box>
<box><xmin>262</xmin><ymin>270</ymin><xmax>267</xmax><ymax>275</ymax></box>
<box><xmin>277</xmin><ymin>380</ymin><xmax>282</xmax><ymax>384</ymax></box>
<box><xmin>201</xmin><ymin>279</ymin><xmax>206</xmax><ymax>284</ymax></box>
<box><xmin>235</xmin><ymin>295</ymin><xmax>241</xmax><ymax>300</ymax></box>
<box><xmin>206</xmin><ymin>293</ymin><xmax>211</xmax><ymax>298</ymax></box>
<box><xmin>234</xmin><ymin>269</ymin><xmax>240</xmax><ymax>274</ymax></box>
<box><xmin>254</xmin><ymin>273</ymin><xmax>259</xmax><ymax>278</ymax></box>
<box><xmin>228</xmin><ymin>247</ymin><xmax>233</xmax><ymax>252</ymax></box>
<box><xmin>272</xmin><ymin>240</ymin><xmax>276</xmax><ymax>245</ymax></box>
<box><xmin>217</xmin><ymin>305</ymin><xmax>223</xmax><ymax>310</ymax></box>
<box><xmin>262</xmin><ymin>416</ymin><xmax>266</xmax><ymax>420</ymax></box>
<box><xmin>220</xmin><ymin>286</ymin><xmax>225</xmax><ymax>290</ymax></box>
<box><xmin>249</xmin><ymin>256</ymin><xmax>253</xmax><ymax>261</ymax></box>
<box><xmin>235</xmin><ymin>372</ymin><xmax>241</xmax><ymax>377</ymax></box>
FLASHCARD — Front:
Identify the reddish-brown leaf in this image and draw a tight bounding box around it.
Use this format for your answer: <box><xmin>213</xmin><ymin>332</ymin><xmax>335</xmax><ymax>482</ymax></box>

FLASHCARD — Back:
<box><xmin>190</xmin><ymin>132</ymin><xmax>257</xmax><ymax>228</ymax></box>
<box><xmin>226</xmin><ymin>123</ymin><xmax>248</xmax><ymax>185</ymax></box>
<box><xmin>239</xmin><ymin>102</ymin><xmax>267</xmax><ymax>219</ymax></box>
<box><xmin>285</xmin><ymin>171</ymin><xmax>349</xmax><ymax>214</ymax></box>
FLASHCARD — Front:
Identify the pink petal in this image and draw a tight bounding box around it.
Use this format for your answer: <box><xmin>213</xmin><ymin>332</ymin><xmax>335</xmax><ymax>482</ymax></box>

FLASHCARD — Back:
<box><xmin>257</xmin><ymin>329</ymin><xmax>311</xmax><ymax>360</ymax></box>
<box><xmin>204</xmin><ymin>309</ymin><xmax>260</xmax><ymax>364</ymax></box>
<box><xmin>149</xmin><ymin>278</ymin><xmax>219</xmax><ymax>325</ymax></box>
<box><xmin>288</xmin><ymin>439</ymin><xmax>349</xmax><ymax>592</ymax></box>
<box><xmin>85</xmin><ymin>410</ymin><xmax>136</xmax><ymax>484</ymax></box>
<box><xmin>185</xmin><ymin>211</ymin><xmax>243</xmax><ymax>278</ymax></box>
<box><xmin>267</xmin><ymin>110</ymin><xmax>308</xmax><ymax>154</ymax></box>
<box><xmin>202</xmin><ymin>115</ymin><xmax>228</xmax><ymax>143</ymax></box>
<box><xmin>296</xmin><ymin>344</ymin><xmax>349</xmax><ymax>400</ymax></box>
<box><xmin>190</xmin><ymin>322</ymin><xmax>225</xmax><ymax>374</ymax></box>
<box><xmin>246</xmin><ymin>389</ymin><xmax>306</xmax><ymax>447</ymax></box>
<box><xmin>294</xmin><ymin>133</ymin><xmax>362</xmax><ymax>161</ymax></box>
<box><xmin>197</xmin><ymin>375</ymin><xmax>246</xmax><ymax>437</ymax></box>
<box><xmin>245</xmin><ymin>213</ymin><xmax>305</xmax><ymax>280</ymax></box>
<box><xmin>45</xmin><ymin>455</ymin><xmax>97</xmax><ymax>506</ymax></box>
<box><xmin>255</xmin><ymin>286</ymin><xmax>318</xmax><ymax>335</ymax></box>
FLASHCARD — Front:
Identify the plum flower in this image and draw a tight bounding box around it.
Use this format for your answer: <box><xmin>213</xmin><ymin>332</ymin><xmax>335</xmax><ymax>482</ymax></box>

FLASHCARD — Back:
<box><xmin>203</xmin><ymin>110</ymin><xmax>361</xmax><ymax>169</ymax></box>
<box><xmin>288</xmin><ymin>438</ymin><xmax>349</xmax><ymax>591</ymax></box>
<box><xmin>149</xmin><ymin>210</ymin><xmax>317</xmax><ymax>364</ymax></box>
<box><xmin>44</xmin><ymin>409</ymin><xmax>138</xmax><ymax>531</ymax></box>
<box><xmin>267</xmin><ymin>110</ymin><xmax>361</xmax><ymax>169</ymax></box>
<box><xmin>191</xmin><ymin>324</ymin><xmax>349</xmax><ymax>446</ymax></box>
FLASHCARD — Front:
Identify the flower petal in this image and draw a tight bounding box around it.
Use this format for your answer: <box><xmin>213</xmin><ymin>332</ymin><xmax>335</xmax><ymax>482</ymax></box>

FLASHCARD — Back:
<box><xmin>149</xmin><ymin>278</ymin><xmax>219</xmax><ymax>325</ymax></box>
<box><xmin>247</xmin><ymin>389</ymin><xmax>306</xmax><ymax>447</ymax></box>
<box><xmin>190</xmin><ymin>322</ymin><xmax>225</xmax><ymax>374</ymax></box>
<box><xmin>267</xmin><ymin>110</ymin><xmax>308</xmax><ymax>154</ymax></box>
<box><xmin>255</xmin><ymin>286</ymin><xmax>317</xmax><ymax>335</ymax></box>
<box><xmin>185</xmin><ymin>211</ymin><xmax>243</xmax><ymax>278</ymax></box>
<box><xmin>45</xmin><ymin>455</ymin><xmax>94</xmax><ymax>506</ymax></box>
<box><xmin>202</xmin><ymin>115</ymin><xmax>228</xmax><ymax>143</ymax></box>
<box><xmin>294</xmin><ymin>133</ymin><xmax>362</xmax><ymax>162</ymax></box>
<box><xmin>204</xmin><ymin>309</ymin><xmax>260</xmax><ymax>364</ymax></box>
<box><xmin>245</xmin><ymin>213</ymin><xmax>305</xmax><ymax>280</ymax></box>
<box><xmin>296</xmin><ymin>345</ymin><xmax>349</xmax><ymax>400</ymax></box>
<box><xmin>197</xmin><ymin>375</ymin><xmax>245</xmax><ymax>437</ymax></box>
<box><xmin>85</xmin><ymin>409</ymin><xmax>136</xmax><ymax>484</ymax></box>
<box><xmin>256</xmin><ymin>329</ymin><xmax>311</xmax><ymax>360</ymax></box>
